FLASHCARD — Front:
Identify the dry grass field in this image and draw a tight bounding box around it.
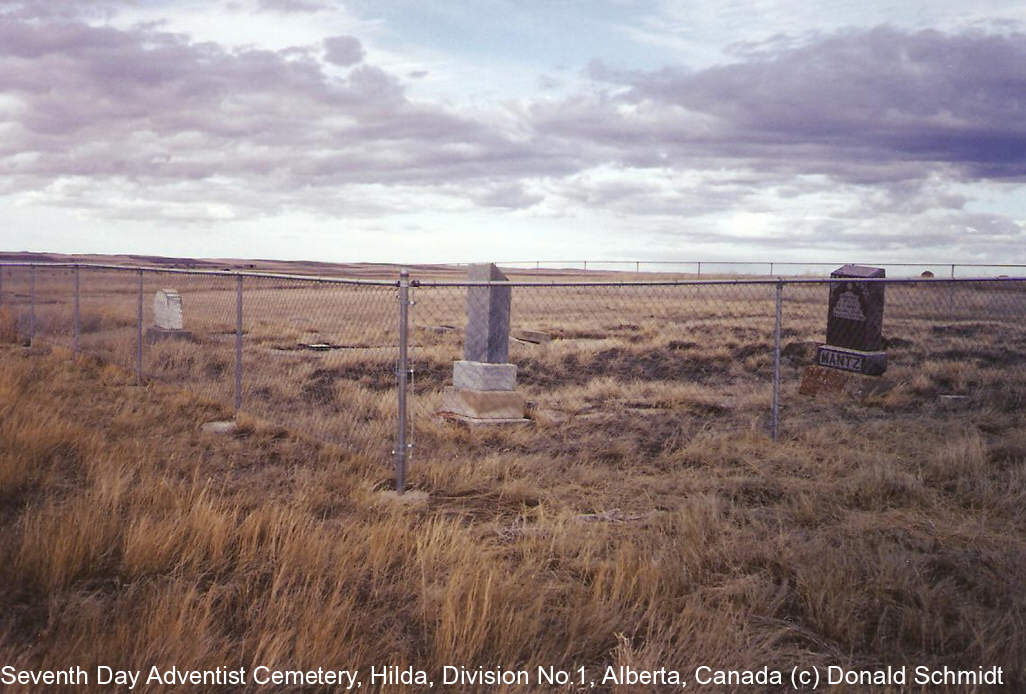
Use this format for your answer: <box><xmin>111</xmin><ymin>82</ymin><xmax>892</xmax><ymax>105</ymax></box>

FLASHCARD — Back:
<box><xmin>1</xmin><ymin>261</ymin><xmax>1025</xmax><ymax>692</ymax></box>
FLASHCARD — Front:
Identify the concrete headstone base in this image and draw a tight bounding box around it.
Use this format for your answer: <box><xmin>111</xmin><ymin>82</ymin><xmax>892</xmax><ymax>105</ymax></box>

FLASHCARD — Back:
<box><xmin>453</xmin><ymin>360</ymin><xmax>517</xmax><ymax>391</ymax></box>
<box><xmin>145</xmin><ymin>327</ymin><xmax>193</xmax><ymax>344</ymax></box>
<box><xmin>440</xmin><ymin>387</ymin><xmax>526</xmax><ymax>420</ymax></box>
<box><xmin>800</xmin><ymin>365</ymin><xmax>895</xmax><ymax>400</ymax></box>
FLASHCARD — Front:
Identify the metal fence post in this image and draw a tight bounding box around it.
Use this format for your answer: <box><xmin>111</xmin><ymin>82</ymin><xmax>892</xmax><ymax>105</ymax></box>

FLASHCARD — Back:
<box><xmin>772</xmin><ymin>280</ymin><xmax>783</xmax><ymax>441</ymax></box>
<box><xmin>29</xmin><ymin>265</ymin><xmax>35</xmax><ymax>342</ymax></box>
<box><xmin>395</xmin><ymin>269</ymin><xmax>411</xmax><ymax>493</ymax></box>
<box><xmin>0</xmin><ymin>265</ymin><xmax>4</xmax><ymax>310</ymax></box>
<box><xmin>136</xmin><ymin>269</ymin><xmax>143</xmax><ymax>385</ymax></box>
<box><xmin>235</xmin><ymin>274</ymin><xmax>243</xmax><ymax>414</ymax></box>
<box><xmin>73</xmin><ymin>265</ymin><xmax>80</xmax><ymax>358</ymax></box>
<box><xmin>697</xmin><ymin>261</ymin><xmax>702</xmax><ymax>278</ymax></box>
<box><xmin>947</xmin><ymin>264</ymin><xmax>956</xmax><ymax>318</ymax></box>
<box><xmin>769</xmin><ymin>262</ymin><xmax>774</xmax><ymax>276</ymax></box>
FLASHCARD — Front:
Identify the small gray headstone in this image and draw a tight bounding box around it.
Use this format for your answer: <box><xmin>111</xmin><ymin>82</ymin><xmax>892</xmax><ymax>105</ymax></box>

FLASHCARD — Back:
<box><xmin>154</xmin><ymin>289</ymin><xmax>184</xmax><ymax>330</ymax></box>
<box><xmin>464</xmin><ymin>263</ymin><xmax>511</xmax><ymax>363</ymax></box>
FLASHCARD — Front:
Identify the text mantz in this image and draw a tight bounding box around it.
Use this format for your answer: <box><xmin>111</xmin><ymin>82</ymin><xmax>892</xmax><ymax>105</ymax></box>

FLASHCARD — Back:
<box><xmin>818</xmin><ymin>349</ymin><xmax>864</xmax><ymax>372</ymax></box>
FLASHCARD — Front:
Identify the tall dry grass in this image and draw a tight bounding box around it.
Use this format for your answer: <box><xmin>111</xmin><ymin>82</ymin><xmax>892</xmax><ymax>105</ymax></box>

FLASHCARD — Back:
<box><xmin>1</xmin><ymin>344</ymin><xmax>1025</xmax><ymax>692</ymax></box>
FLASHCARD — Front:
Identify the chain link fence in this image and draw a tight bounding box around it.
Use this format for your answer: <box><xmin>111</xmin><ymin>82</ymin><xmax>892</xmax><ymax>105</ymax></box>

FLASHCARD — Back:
<box><xmin>0</xmin><ymin>263</ymin><xmax>399</xmax><ymax>465</ymax></box>
<box><xmin>2</xmin><ymin>263</ymin><xmax>1024</xmax><ymax>490</ymax></box>
<box><xmin>492</xmin><ymin>260</ymin><xmax>1026</xmax><ymax>278</ymax></box>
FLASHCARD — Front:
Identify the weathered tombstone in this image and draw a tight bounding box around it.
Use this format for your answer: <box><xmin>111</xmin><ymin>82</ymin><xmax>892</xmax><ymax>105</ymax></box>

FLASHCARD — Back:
<box><xmin>440</xmin><ymin>264</ymin><xmax>527</xmax><ymax>423</ymax></box>
<box><xmin>154</xmin><ymin>289</ymin><xmax>183</xmax><ymax>330</ymax></box>
<box><xmin>815</xmin><ymin>265</ymin><xmax>887</xmax><ymax>376</ymax></box>
<box><xmin>146</xmin><ymin>288</ymin><xmax>192</xmax><ymax>343</ymax></box>
<box><xmin>464</xmin><ymin>263</ymin><xmax>511</xmax><ymax>363</ymax></box>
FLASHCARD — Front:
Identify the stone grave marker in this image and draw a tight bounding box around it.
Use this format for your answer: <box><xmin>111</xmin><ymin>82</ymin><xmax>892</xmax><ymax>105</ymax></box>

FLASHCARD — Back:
<box><xmin>146</xmin><ymin>288</ymin><xmax>192</xmax><ymax>343</ymax></box>
<box><xmin>464</xmin><ymin>262</ymin><xmax>511</xmax><ymax>363</ymax></box>
<box><xmin>815</xmin><ymin>264</ymin><xmax>887</xmax><ymax>376</ymax></box>
<box><xmin>513</xmin><ymin>329</ymin><xmax>552</xmax><ymax>344</ymax></box>
<box><xmin>440</xmin><ymin>264</ymin><xmax>527</xmax><ymax>424</ymax></box>
<box><xmin>154</xmin><ymin>289</ymin><xmax>183</xmax><ymax>330</ymax></box>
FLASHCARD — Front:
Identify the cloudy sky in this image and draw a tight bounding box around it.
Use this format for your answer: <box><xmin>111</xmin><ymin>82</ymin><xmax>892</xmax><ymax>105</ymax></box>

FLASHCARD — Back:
<box><xmin>1</xmin><ymin>0</ymin><xmax>1025</xmax><ymax>264</ymax></box>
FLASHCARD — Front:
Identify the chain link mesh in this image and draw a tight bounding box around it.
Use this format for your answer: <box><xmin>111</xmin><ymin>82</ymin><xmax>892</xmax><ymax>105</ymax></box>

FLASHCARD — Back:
<box><xmin>2</xmin><ymin>263</ymin><xmax>1024</xmax><ymax>482</ymax></box>
<box><xmin>0</xmin><ymin>264</ymin><xmax>398</xmax><ymax>465</ymax></box>
<box><xmin>408</xmin><ymin>280</ymin><xmax>780</xmax><ymax>476</ymax></box>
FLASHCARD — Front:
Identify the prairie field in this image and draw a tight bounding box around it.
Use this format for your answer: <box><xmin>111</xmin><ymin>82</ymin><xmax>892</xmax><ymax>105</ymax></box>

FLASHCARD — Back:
<box><xmin>0</xmin><ymin>262</ymin><xmax>1025</xmax><ymax>692</ymax></box>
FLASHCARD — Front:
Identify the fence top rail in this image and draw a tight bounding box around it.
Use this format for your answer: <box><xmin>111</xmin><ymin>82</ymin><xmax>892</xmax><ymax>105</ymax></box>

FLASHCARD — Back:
<box><xmin>0</xmin><ymin>261</ymin><xmax>401</xmax><ymax>287</ymax></box>
<box><xmin>3</xmin><ymin>261</ymin><xmax>1024</xmax><ymax>287</ymax></box>
<box><xmin>413</xmin><ymin>276</ymin><xmax>1026</xmax><ymax>288</ymax></box>
<box><xmin>489</xmin><ymin>260</ymin><xmax>1026</xmax><ymax>268</ymax></box>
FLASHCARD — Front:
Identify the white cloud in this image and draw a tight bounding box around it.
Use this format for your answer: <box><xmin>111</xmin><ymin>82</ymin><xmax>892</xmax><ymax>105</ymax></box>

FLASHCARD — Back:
<box><xmin>0</xmin><ymin>1</ymin><xmax>1024</xmax><ymax>264</ymax></box>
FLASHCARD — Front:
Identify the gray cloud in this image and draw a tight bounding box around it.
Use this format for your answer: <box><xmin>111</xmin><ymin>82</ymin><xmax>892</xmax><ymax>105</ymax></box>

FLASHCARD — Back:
<box><xmin>0</xmin><ymin>8</ymin><xmax>1023</xmax><ymax>259</ymax></box>
<box><xmin>473</xmin><ymin>183</ymin><xmax>543</xmax><ymax>209</ymax></box>
<box><xmin>571</xmin><ymin>27</ymin><xmax>1026</xmax><ymax>183</ymax></box>
<box><xmin>0</xmin><ymin>8</ymin><xmax>569</xmax><ymax>219</ymax></box>
<box><xmin>323</xmin><ymin>35</ymin><xmax>364</xmax><ymax>66</ymax></box>
<box><xmin>258</xmin><ymin>0</ymin><xmax>327</xmax><ymax>13</ymax></box>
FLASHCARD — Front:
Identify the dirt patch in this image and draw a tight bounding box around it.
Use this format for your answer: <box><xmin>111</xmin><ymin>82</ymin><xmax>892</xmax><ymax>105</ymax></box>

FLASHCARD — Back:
<box><xmin>935</xmin><ymin>324</ymin><xmax>980</xmax><ymax>336</ymax></box>
<box><xmin>782</xmin><ymin>341</ymin><xmax>818</xmax><ymax>363</ymax></box>
<box><xmin>733</xmin><ymin>342</ymin><xmax>771</xmax><ymax>360</ymax></box>
<box><xmin>519</xmin><ymin>348</ymin><xmax>733</xmax><ymax>388</ymax></box>
<box><xmin>726</xmin><ymin>478</ymin><xmax>786</xmax><ymax>506</ymax></box>
<box><xmin>932</xmin><ymin>348</ymin><xmax>1025</xmax><ymax>367</ymax></box>
<box><xmin>300</xmin><ymin>363</ymin><xmax>396</xmax><ymax>400</ymax></box>
<box><xmin>429</xmin><ymin>487</ymin><xmax>540</xmax><ymax>523</ymax></box>
<box><xmin>550</xmin><ymin>328</ymin><xmax>607</xmax><ymax>340</ymax></box>
<box><xmin>407</xmin><ymin>361</ymin><xmax>451</xmax><ymax>394</ymax></box>
<box><xmin>203</xmin><ymin>356</ymin><xmax>230</xmax><ymax>380</ymax></box>
<box><xmin>883</xmin><ymin>336</ymin><xmax>915</xmax><ymax>349</ymax></box>
<box><xmin>729</xmin><ymin>326</ymin><xmax>765</xmax><ymax>340</ymax></box>
<box><xmin>667</xmin><ymin>340</ymin><xmax>698</xmax><ymax>351</ymax></box>
<box><xmin>931</xmin><ymin>323</ymin><xmax>996</xmax><ymax>338</ymax></box>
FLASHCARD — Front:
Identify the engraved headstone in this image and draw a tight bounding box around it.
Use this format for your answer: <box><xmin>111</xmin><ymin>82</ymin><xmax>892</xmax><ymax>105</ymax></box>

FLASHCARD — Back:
<box><xmin>154</xmin><ymin>289</ymin><xmax>183</xmax><ymax>330</ymax></box>
<box><xmin>825</xmin><ymin>265</ymin><xmax>884</xmax><ymax>351</ymax></box>
<box><xmin>464</xmin><ymin>263</ymin><xmax>511</xmax><ymax>363</ymax></box>
<box><xmin>146</xmin><ymin>288</ymin><xmax>192</xmax><ymax>343</ymax></box>
<box><xmin>815</xmin><ymin>265</ymin><xmax>886</xmax><ymax>375</ymax></box>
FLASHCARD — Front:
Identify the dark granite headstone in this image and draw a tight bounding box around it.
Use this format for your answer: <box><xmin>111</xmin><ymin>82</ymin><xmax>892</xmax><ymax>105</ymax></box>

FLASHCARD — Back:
<box><xmin>817</xmin><ymin>264</ymin><xmax>886</xmax><ymax>376</ymax></box>
<box><xmin>464</xmin><ymin>263</ymin><xmax>511</xmax><ymax>363</ymax></box>
<box><xmin>826</xmin><ymin>264</ymin><xmax>884</xmax><ymax>351</ymax></box>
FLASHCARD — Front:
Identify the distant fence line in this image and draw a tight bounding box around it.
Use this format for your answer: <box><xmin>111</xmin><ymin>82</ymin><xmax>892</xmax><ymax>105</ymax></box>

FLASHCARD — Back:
<box><xmin>484</xmin><ymin>260</ymin><xmax>1026</xmax><ymax>278</ymax></box>
<box><xmin>2</xmin><ymin>261</ymin><xmax>1025</xmax><ymax>493</ymax></box>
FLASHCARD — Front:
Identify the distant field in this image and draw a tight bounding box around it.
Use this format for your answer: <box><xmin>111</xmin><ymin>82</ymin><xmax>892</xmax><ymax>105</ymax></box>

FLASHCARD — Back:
<box><xmin>0</xmin><ymin>263</ymin><xmax>1024</xmax><ymax>690</ymax></box>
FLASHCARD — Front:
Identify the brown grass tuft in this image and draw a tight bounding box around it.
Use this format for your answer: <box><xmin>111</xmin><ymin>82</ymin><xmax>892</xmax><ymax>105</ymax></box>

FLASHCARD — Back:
<box><xmin>2</xmin><ymin>315</ymin><xmax>1026</xmax><ymax>693</ymax></box>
